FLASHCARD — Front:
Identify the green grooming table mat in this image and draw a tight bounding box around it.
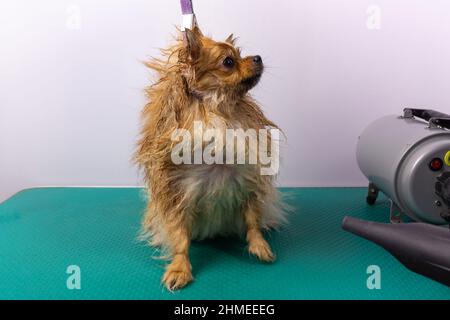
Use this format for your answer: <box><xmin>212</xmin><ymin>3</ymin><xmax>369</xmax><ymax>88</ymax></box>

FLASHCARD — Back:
<box><xmin>0</xmin><ymin>187</ymin><xmax>449</xmax><ymax>300</ymax></box>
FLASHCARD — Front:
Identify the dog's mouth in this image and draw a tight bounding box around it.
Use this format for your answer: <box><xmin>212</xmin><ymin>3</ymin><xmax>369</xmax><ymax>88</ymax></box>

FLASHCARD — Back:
<box><xmin>240</xmin><ymin>73</ymin><xmax>262</xmax><ymax>91</ymax></box>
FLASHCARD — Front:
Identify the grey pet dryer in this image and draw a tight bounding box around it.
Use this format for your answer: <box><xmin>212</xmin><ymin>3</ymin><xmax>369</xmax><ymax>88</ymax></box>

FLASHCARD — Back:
<box><xmin>356</xmin><ymin>108</ymin><xmax>450</xmax><ymax>224</ymax></box>
<box><xmin>343</xmin><ymin>108</ymin><xmax>450</xmax><ymax>287</ymax></box>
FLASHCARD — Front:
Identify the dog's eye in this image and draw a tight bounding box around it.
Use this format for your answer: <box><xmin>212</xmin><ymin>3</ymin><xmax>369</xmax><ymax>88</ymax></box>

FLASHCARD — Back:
<box><xmin>223</xmin><ymin>57</ymin><xmax>235</xmax><ymax>68</ymax></box>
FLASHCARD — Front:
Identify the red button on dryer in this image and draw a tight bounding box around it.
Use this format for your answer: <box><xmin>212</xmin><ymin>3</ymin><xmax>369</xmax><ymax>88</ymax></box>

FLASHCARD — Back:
<box><xmin>429</xmin><ymin>158</ymin><xmax>443</xmax><ymax>171</ymax></box>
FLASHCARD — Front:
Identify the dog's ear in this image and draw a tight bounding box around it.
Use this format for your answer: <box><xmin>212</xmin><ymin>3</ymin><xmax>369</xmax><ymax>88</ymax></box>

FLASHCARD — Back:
<box><xmin>192</xmin><ymin>26</ymin><xmax>203</xmax><ymax>36</ymax></box>
<box><xmin>184</xmin><ymin>27</ymin><xmax>202</xmax><ymax>61</ymax></box>
<box><xmin>225</xmin><ymin>34</ymin><xmax>237</xmax><ymax>46</ymax></box>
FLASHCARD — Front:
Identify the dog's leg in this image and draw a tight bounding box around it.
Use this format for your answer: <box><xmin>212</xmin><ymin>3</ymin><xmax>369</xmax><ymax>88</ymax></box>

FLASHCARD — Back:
<box><xmin>244</xmin><ymin>198</ymin><xmax>275</xmax><ymax>262</ymax></box>
<box><xmin>162</xmin><ymin>218</ymin><xmax>193</xmax><ymax>291</ymax></box>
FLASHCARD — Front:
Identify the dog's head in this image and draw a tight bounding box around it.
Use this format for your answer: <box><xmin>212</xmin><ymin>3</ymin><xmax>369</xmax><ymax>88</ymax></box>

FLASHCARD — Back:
<box><xmin>180</xmin><ymin>27</ymin><xmax>264</xmax><ymax>98</ymax></box>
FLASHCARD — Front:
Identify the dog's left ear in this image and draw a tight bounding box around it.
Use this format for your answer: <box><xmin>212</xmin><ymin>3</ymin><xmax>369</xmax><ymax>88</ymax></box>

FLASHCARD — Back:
<box><xmin>225</xmin><ymin>34</ymin><xmax>237</xmax><ymax>46</ymax></box>
<box><xmin>184</xmin><ymin>27</ymin><xmax>203</xmax><ymax>61</ymax></box>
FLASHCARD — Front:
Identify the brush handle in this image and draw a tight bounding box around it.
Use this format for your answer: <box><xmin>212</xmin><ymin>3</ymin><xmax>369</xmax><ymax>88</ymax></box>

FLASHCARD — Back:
<box><xmin>180</xmin><ymin>0</ymin><xmax>197</xmax><ymax>42</ymax></box>
<box><xmin>180</xmin><ymin>0</ymin><xmax>194</xmax><ymax>15</ymax></box>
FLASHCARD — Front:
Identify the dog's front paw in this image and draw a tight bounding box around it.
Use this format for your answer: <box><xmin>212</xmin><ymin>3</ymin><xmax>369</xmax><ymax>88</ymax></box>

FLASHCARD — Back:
<box><xmin>162</xmin><ymin>266</ymin><xmax>193</xmax><ymax>291</ymax></box>
<box><xmin>248</xmin><ymin>239</ymin><xmax>275</xmax><ymax>263</ymax></box>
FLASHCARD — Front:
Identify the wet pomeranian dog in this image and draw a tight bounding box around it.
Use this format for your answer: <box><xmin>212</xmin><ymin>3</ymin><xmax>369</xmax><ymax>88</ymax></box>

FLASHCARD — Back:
<box><xmin>135</xmin><ymin>27</ymin><xmax>286</xmax><ymax>290</ymax></box>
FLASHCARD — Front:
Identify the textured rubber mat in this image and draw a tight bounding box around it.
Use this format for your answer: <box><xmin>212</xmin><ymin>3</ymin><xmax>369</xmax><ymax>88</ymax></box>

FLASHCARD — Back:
<box><xmin>0</xmin><ymin>187</ymin><xmax>448</xmax><ymax>300</ymax></box>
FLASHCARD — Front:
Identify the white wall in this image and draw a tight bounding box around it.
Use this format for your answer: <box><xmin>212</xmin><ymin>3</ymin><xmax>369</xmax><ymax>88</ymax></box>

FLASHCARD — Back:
<box><xmin>1</xmin><ymin>0</ymin><xmax>450</xmax><ymax>202</ymax></box>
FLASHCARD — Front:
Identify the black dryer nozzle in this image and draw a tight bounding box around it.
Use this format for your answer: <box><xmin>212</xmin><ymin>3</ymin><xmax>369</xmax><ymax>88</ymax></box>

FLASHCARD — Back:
<box><xmin>342</xmin><ymin>216</ymin><xmax>450</xmax><ymax>287</ymax></box>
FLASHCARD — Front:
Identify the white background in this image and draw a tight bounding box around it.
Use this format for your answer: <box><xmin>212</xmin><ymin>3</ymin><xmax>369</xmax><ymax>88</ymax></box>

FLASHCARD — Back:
<box><xmin>1</xmin><ymin>0</ymin><xmax>450</xmax><ymax>202</ymax></box>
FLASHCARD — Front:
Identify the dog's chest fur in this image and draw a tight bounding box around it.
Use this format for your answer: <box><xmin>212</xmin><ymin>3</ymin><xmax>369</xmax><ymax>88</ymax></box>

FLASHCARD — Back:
<box><xmin>181</xmin><ymin>164</ymin><xmax>252</xmax><ymax>240</ymax></box>
<box><xmin>178</xmin><ymin>115</ymin><xmax>258</xmax><ymax>240</ymax></box>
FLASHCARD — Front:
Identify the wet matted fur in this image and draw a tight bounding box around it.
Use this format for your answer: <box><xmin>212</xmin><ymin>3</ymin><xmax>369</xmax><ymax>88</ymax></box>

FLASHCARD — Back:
<box><xmin>135</xmin><ymin>27</ymin><xmax>287</xmax><ymax>290</ymax></box>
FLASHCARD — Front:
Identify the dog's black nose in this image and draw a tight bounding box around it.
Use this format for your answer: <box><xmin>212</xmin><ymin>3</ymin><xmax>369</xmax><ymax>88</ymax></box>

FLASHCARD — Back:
<box><xmin>253</xmin><ymin>55</ymin><xmax>262</xmax><ymax>64</ymax></box>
